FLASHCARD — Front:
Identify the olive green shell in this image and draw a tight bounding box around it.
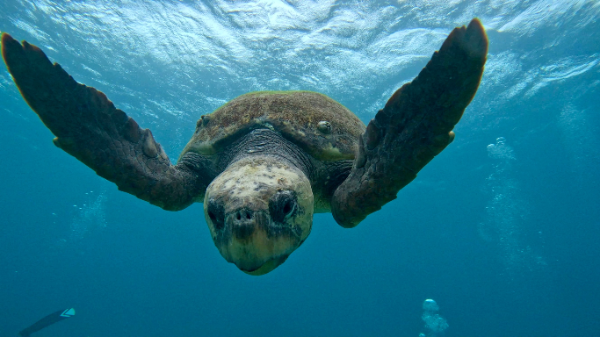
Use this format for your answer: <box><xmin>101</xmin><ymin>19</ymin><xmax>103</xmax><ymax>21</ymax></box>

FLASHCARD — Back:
<box><xmin>180</xmin><ymin>91</ymin><xmax>366</xmax><ymax>161</ymax></box>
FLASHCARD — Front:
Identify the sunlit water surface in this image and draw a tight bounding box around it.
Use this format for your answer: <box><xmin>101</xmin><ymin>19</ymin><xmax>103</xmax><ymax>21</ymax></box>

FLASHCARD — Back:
<box><xmin>1</xmin><ymin>1</ymin><xmax>599</xmax><ymax>336</ymax></box>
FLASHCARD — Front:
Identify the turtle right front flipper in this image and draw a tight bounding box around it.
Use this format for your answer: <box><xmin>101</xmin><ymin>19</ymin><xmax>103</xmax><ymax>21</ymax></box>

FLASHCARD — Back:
<box><xmin>1</xmin><ymin>33</ymin><xmax>213</xmax><ymax>211</ymax></box>
<box><xmin>331</xmin><ymin>19</ymin><xmax>488</xmax><ymax>228</ymax></box>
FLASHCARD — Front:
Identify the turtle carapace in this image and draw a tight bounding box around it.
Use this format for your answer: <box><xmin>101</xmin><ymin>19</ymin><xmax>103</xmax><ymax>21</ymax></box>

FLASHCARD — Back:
<box><xmin>1</xmin><ymin>19</ymin><xmax>488</xmax><ymax>275</ymax></box>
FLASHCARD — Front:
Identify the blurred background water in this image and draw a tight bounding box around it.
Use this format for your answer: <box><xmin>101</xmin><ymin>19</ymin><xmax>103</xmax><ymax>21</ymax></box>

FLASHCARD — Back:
<box><xmin>0</xmin><ymin>1</ymin><xmax>599</xmax><ymax>336</ymax></box>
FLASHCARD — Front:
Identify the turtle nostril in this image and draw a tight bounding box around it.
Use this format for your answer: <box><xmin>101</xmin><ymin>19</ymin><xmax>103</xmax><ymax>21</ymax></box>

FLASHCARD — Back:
<box><xmin>232</xmin><ymin>209</ymin><xmax>256</xmax><ymax>240</ymax></box>
<box><xmin>233</xmin><ymin>209</ymin><xmax>254</xmax><ymax>224</ymax></box>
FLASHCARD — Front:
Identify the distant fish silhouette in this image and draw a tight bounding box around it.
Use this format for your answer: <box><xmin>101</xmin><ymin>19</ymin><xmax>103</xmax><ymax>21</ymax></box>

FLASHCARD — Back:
<box><xmin>19</xmin><ymin>308</ymin><xmax>75</xmax><ymax>337</ymax></box>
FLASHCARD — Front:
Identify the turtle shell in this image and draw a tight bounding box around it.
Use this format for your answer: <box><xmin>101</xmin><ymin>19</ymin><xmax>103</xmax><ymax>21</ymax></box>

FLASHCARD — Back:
<box><xmin>180</xmin><ymin>91</ymin><xmax>366</xmax><ymax>162</ymax></box>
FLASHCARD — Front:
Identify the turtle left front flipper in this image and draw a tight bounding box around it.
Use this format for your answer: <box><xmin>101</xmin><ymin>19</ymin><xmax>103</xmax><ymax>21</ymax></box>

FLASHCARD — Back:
<box><xmin>332</xmin><ymin>19</ymin><xmax>488</xmax><ymax>228</ymax></box>
<box><xmin>2</xmin><ymin>33</ymin><xmax>213</xmax><ymax>211</ymax></box>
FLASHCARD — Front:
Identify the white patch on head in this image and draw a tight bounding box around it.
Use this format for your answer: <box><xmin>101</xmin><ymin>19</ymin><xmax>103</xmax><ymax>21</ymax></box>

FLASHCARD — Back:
<box><xmin>207</xmin><ymin>157</ymin><xmax>313</xmax><ymax>214</ymax></box>
<box><xmin>204</xmin><ymin>155</ymin><xmax>314</xmax><ymax>273</ymax></box>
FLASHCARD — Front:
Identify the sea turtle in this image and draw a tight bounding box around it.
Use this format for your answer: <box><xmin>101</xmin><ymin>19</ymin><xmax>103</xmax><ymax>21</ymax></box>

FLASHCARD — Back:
<box><xmin>1</xmin><ymin>19</ymin><xmax>488</xmax><ymax>275</ymax></box>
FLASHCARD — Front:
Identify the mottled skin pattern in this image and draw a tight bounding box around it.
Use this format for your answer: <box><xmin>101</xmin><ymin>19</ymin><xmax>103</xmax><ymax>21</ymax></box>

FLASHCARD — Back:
<box><xmin>205</xmin><ymin>153</ymin><xmax>314</xmax><ymax>275</ymax></box>
<box><xmin>1</xmin><ymin>18</ymin><xmax>488</xmax><ymax>274</ymax></box>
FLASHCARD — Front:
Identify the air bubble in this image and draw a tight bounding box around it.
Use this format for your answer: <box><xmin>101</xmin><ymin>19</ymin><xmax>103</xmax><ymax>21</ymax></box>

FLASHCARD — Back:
<box><xmin>420</xmin><ymin>299</ymin><xmax>448</xmax><ymax>336</ymax></box>
<box><xmin>423</xmin><ymin>299</ymin><xmax>439</xmax><ymax>312</ymax></box>
<box><xmin>487</xmin><ymin>137</ymin><xmax>515</xmax><ymax>161</ymax></box>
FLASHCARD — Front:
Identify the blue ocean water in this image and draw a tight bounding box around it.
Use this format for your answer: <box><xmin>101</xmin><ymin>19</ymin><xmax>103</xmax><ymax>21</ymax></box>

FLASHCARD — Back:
<box><xmin>1</xmin><ymin>1</ymin><xmax>599</xmax><ymax>336</ymax></box>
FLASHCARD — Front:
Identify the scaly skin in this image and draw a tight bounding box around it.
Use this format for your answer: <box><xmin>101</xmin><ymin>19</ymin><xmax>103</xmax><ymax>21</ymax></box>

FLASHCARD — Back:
<box><xmin>331</xmin><ymin>19</ymin><xmax>489</xmax><ymax>228</ymax></box>
<box><xmin>1</xmin><ymin>33</ymin><xmax>207</xmax><ymax>211</ymax></box>
<box><xmin>2</xmin><ymin>18</ymin><xmax>488</xmax><ymax>274</ymax></box>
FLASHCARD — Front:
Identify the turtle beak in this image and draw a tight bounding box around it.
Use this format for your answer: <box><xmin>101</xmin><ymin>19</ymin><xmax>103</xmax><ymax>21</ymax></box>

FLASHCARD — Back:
<box><xmin>205</xmin><ymin>202</ymin><xmax>303</xmax><ymax>275</ymax></box>
<box><xmin>242</xmin><ymin>255</ymin><xmax>290</xmax><ymax>276</ymax></box>
<box><xmin>202</xmin><ymin>155</ymin><xmax>314</xmax><ymax>275</ymax></box>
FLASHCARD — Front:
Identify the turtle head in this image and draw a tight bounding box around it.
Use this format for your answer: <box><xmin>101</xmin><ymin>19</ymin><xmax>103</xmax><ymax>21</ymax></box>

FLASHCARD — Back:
<box><xmin>204</xmin><ymin>155</ymin><xmax>314</xmax><ymax>275</ymax></box>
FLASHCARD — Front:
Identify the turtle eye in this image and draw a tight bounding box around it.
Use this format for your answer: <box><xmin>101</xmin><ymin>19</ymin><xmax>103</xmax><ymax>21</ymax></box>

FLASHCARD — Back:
<box><xmin>269</xmin><ymin>190</ymin><xmax>297</xmax><ymax>223</ymax></box>
<box><xmin>207</xmin><ymin>198</ymin><xmax>225</xmax><ymax>230</ymax></box>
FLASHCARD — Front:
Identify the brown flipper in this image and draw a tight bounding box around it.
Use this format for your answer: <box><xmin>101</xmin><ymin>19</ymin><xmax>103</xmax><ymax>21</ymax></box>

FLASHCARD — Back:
<box><xmin>332</xmin><ymin>19</ymin><xmax>488</xmax><ymax>228</ymax></box>
<box><xmin>1</xmin><ymin>33</ymin><xmax>211</xmax><ymax>211</ymax></box>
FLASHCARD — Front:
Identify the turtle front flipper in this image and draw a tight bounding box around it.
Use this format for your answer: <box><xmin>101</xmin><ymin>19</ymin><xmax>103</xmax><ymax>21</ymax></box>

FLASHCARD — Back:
<box><xmin>2</xmin><ymin>33</ymin><xmax>212</xmax><ymax>211</ymax></box>
<box><xmin>332</xmin><ymin>19</ymin><xmax>488</xmax><ymax>228</ymax></box>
